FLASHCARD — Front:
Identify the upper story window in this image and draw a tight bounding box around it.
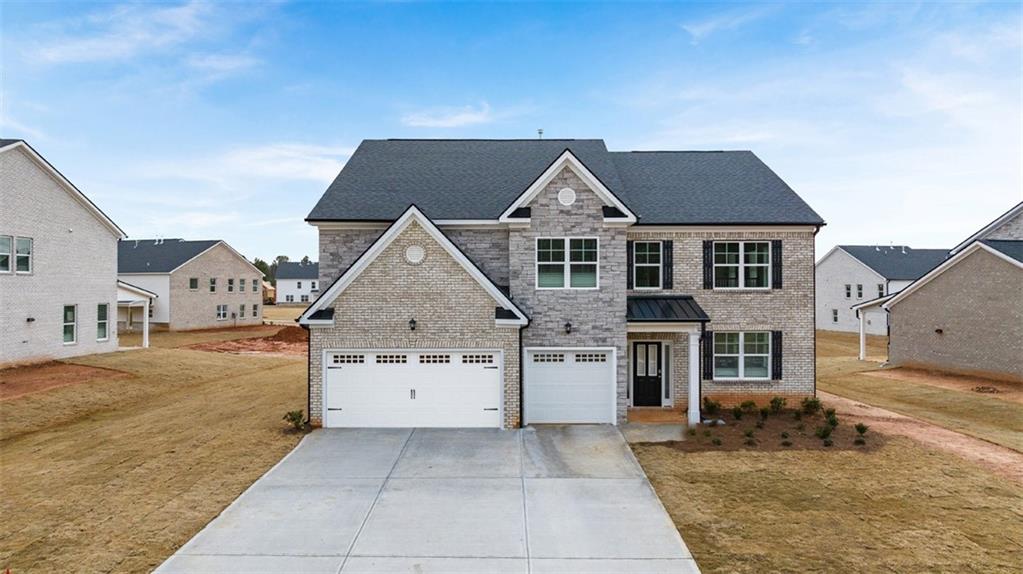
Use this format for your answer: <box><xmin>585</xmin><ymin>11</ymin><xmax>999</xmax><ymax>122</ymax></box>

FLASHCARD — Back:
<box><xmin>0</xmin><ymin>235</ymin><xmax>11</xmax><ymax>273</ymax></box>
<box><xmin>297</xmin><ymin>281</ymin><xmax>302</xmax><ymax>289</ymax></box>
<box><xmin>714</xmin><ymin>241</ymin><xmax>769</xmax><ymax>289</ymax></box>
<box><xmin>240</xmin><ymin>278</ymin><xmax>246</xmax><ymax>291</ymax></box>
<box><xmin>845</xmin><ymin>284</ymin><xmax>851</xmax><ymax>298</ymax></box>
<box><xmin>15</xmin><ymin>237</ymin><xmax>33</xmax><ymax>273</ymax></box>
<box><xmin>633</xmin><ymin>241</ymin><xmax>662</xmax><ymax>289</ymax></box>
<box><xmin>209</xmin><ymin>278</ymin><xmax>217</xmax><ymax>293</ymax></box>
<box><xmin>831</xmin><ymin>309</ymin><xmax>838</xmax><ymax>323</ymax></box>
<box><xmin>228</xmin><ymin>278</ymin><xmax>235</xmax><ymax>292</ymax></box>
<box><xmin>536</xmin><ymin>237</ymin><xmax>598</xmax><ymax>289</ymax></box>
<box><xmin>856</xmin><ymin>284</ymin><xmax>863</xmax><ymax>299</ymax></box>
<box><xmin>311</xmin><ymin>280</ymin><xmax>317</xmax><ymax>290</ymax></box>
<box><xmin>189</xmin><ymin>277</ymin><xmax>199</xmax><ymax>290</ymax></box>
<box><xmin>713</xmin><ymin>332</ymin><xmax>770</xmax><ymax>380</ymax></box>
<box><xmin>877</xmin><ymin>284</ymin><xmax>884</xmax><ymax>298</ymax></box>
<box><xmin>253</xmin><ymin>278</ymin><xmax>259</xmax><ymax>292</ymax></box>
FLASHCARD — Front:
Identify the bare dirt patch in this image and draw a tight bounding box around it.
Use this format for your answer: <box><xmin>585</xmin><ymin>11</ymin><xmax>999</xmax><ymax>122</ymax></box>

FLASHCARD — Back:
<box><xmin>863</xmin><ymin>367</ymin><xmax>1023</xmax><ymax>404</ymax></box>
<box><xmin>0</xmin><ymin>361</ymin><xmax>131</xmax><ymax>401</ymax></box>
<box><xmin>187</xmin><ymin>326</ymin><xmax>308</xmax><ymax>356</ymax></box>
<box><xmin>820</xmin><ymin>391</ymin><xmax>1023</xmax><ymax>482</ymax></box>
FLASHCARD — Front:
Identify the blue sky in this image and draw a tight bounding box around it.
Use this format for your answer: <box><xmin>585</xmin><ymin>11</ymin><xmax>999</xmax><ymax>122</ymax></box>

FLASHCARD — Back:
<box><xmin>2</xmin><ymin>1</ymin><xmax>1020</xmax><ymax>261</ymax></box>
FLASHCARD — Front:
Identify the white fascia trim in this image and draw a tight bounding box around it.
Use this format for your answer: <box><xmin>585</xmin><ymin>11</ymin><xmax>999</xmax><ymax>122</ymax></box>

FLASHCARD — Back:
<box><xmin>310</xmin><ymin>219</ymin><xmax>503</xmax><ymax>230</ymax></box>
<box><xmin>850</xmin><ymin>293</ymin><xmax>894</xmax><ymax>312</ymax></box>
<box><xmin>883</xmin><ymin>242</ymin><xmax>1022</xmax><ymax>310</ymax></box>
<box><xmin>1</xmin><ymin>141</ymin><xmax>126</xmax><ymax>239</ymax></box>
<box><xmin>167</xmin><ymin>241</ymin><xmax>263</xmax><ymax>275</ymax></box>
<box><xmin>498</xmin><ymin>150</ymin><xmax>637</xmax><ymax>224</ymax></box>
<box><xmin>299</xmin><ymin>205</ymin><xmax>528</xmax><ymax>326</ymax></box>
<box><xmin>949</xmin><ymin>202</ymin><xmax>1023</xmax><ymax>255</ymax></box>
<box><xmin>632</xmin><ymin>224</ymin><xmax>819</xmax><ymax>233</ymax></box>
<box><xmin>815</xmin><ymin>246</ymin><xmax>886</xmax><ymax>280</ymax></box>
<box><xmin>304</xmin><ymin>320</ymin><xmax>335</xmax><ymax>327</ymax></box>
<box><xmin>627</xmin><ymin>322</ymin><xmax>702</xmax><ymax>333</ymax></box>
<box><xmin>117</xmin><ymin>280</ymin><xmax>158</xmax><ymax>299</ymax></box>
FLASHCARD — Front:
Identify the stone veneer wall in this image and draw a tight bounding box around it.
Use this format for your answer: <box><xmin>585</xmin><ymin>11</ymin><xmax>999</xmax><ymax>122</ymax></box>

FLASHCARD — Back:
<box><xmin>986</xmin><ymin>210</ymin><xmax>1023</xmax><ymax>241</ymax></box>
<box><xmin>169</xmin><ymin>243</ymin><xmax>263</xmax><ymax>330</ymax></box>
<box><xmin>888</xmin><ymin>248</ymin><xmax>1023</xmax><ymax>382</ymax></box>
<box><xmin>627</xmin><ymin>229</ymin><xmax>817</xmax><ymax>404</ymax></box>
<box><xmin>509</xmin><ymin>167</ymin><xmax>629</xmax><ymax>423</ymax></box>
<box><xmin>309</xmin><ymin>221</ymin><xmax>521</xmax><ymax>428</ymax></box>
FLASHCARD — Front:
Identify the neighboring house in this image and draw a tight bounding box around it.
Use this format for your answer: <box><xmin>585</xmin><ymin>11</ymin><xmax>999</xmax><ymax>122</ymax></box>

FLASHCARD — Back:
<box><xmin>117</xmin><ymin>280</ymin><xmax>157</xmax><ymax>348</ymax></box>
<box><xmin>855</xmin><ymin>202</ymin><xmax>1023</xmax><ymax>380</ymax></box>
<box><xmin>275</xmin><ymin>261</ymin><xmax>319</xmax><ymax>304</ymax></box>
<box><xmin>815</xmin><ymin>245</ymin><xmax>947</xmax><ymax>335</ymax></box>
<box><xmin>118</xmin><ymin>239</ymin><xmax>264</xmax><ymax>330</ymax></box>
<box><xmin>1</xmin><ymin>139</ymin><xmax>126</xmax><ymax>366</ymax></box>
<box><xmin>262</xmin><ymin>280</ymin><xmax>276</xmax><ymax>304</ymax></box>
<box><xmin>299</xmin><ymin>139</ymin><xmax>824</xmax><ymax>429</ymax></box>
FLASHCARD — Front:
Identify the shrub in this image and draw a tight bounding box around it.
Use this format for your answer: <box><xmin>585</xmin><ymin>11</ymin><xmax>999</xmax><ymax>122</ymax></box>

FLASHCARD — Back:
<box><xmin>796</xmin><ymin>422</ymin><xmax>805</xmax><ymax>432</ymax></box>
<box><xmin>740</xmin><ymin>400</ymin><xmax>758</xmax><ymax>413</ymax></box>
<box><xmin>824</xmin><ymin>408</ymin><xmax>837</xmax><ymax>418</ymax></box>
<box><xmin>855</xmin><ymin>423</ymin><xmax>869</xmax><ymax>436</ymax></box>
<box><xmin>744</xmin><ymin>429</ymin><xmax>756</xmax><ymax>438</ymax></box>
<box><xmin>703</xmin><ymin>397</ymin><xmax>722</xmax><ymax>416</ymax></box>
<box><xmin>854</xmin><ymin>437</ymin><xmax>866</xmax><ymax>446</ymax></box>
<box><xmin>793</xmin><ymin>411</ymin><xmax>802</xmax><ymax>421</ymax></box>
<box><xmin>755</xmin><ymin>420</ymin><xmax>765</xmax><ymax>429</ymax></box>
<box><xmin>282</xmin><ymin>410</ymin><xmax>305</xmax><ymax>431</ymax></box>
<box><xmin>781</xmin><ymin>431</ymin><xmax>790</xmax><ymax>439</ymax></box>
<box><xmin>801</xmin><ymin>397</ymin><xmax>822</xmax><ymax>414</ymax></box>
<box><xmin>827</xmin><ymin>414</ymin><xmax>839</xmax><ymax>428</ymax></box>
<box><xmin>711</xmin><ymin>437</ymin><xmax>722</xmax><ymax>446</ymax></box>
<box><xmin>745</xmin><ymin>438</ymin><xmax>757</xmax><ymax>447</ymax></box>
<box><xmin>759</xmin><ymin>407</ymin><xmax>770</xmax><ymax>421</ymax></box>
<box><xmin>781</xmin><ymin>440</ymin><xmax>792</xmax><ymax>447</ymax></box>
<box><xmin>732</xmin><ymin>406</ymin><xmax>744</xmax><ymax>420</ymax></box>
<box><xmin>687</xmin><ymin>427</ymin><xmax>697</xmax><ymax>436</ymax></box>
<box><xmin>823</xmin><ymin>438</ymin><xmax>833</xmax><ymax>447</ymax></box>
<box><xmin>814</xmin><ymin>425</ymin><xmax>833</xmax><ymax>440</ymax></box>
<box><xmin>703</xmin><ymin>429</ymin><xmax>712</xmax><ymax>437</ymax></box>
<box><xmin>770</xmin><ymin>396</ymin><xmax>786</xmax><ymax>413</ymax></box>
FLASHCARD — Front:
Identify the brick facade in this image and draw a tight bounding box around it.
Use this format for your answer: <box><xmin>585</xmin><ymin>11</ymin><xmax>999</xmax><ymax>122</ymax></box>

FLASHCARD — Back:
<box><xmin>309</xmin><ymin>221</ymin><xmax>521</xmax><ymax>428</ymax></box>
<box><xmin>168</xmin><ymin>243</ymin><xmax>263</xmax><ymax>330</ymax></box>
<box><xmin>888</xmin><ymin>248</ymin><xmax>1023</xmax><ymax>382</ymax></box>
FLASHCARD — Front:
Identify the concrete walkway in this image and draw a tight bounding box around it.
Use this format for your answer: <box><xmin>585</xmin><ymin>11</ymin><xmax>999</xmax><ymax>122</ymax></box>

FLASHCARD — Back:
<box><xmin>157</xmin><ymin>426</ymin><xmax>698</xmax><ymax>573</ymax></box>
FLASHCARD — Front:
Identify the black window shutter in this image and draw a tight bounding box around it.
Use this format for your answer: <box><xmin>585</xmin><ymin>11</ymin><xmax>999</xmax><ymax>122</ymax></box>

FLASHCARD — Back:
<box><xmin>662</xmin><ymin>240</ymin><xmax>673</xmax><ymax>289</ymax></box>
<box><xmin>772</xmin><ymin>330</ymin><xmax>783</xmax><ymax>380</ymax></box>
<box><xmin>702</xmin><ymin>240</ymin><xmax>713</xmax><ymax>289</ymax></box>
<box><xmin>626</xmin><ymin>241</ymin><xmax>634</xmax><ymax>289</ymax></box>
<box><xmin>771</xmin><ymin>240</ymin><xmax>783</xmax><ymax>289</ymax></box>
<box><xmin>702</xmin><ymin>331</ymin><xmax>714</xmax><ymax>380</ymax></box>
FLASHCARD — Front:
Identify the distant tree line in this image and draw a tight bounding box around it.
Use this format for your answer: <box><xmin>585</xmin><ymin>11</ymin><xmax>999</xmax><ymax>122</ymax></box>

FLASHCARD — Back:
<box><xmin>252</xmin><ymin>255</ymin><xmax>312</xmax><ymax>286</ymax></box>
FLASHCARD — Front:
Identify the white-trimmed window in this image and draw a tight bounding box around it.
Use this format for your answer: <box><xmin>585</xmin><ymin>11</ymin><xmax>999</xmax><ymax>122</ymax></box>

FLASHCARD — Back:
<box><xmin>239</xmin><ymin>304</ymin><xmax>246</xmax><ymax>318</ymax></box>
<box><xmin>877</xmin><ymin>284</ymin><xmax>885</xmax><ymax>298</ymax></box>
<box><xmin>536</xmin><ymin>237</ymin><xmax>598</xmax><ymax>289</ymax></box>
<box><xmin>311</xmin><ymin>280</ymin><xmax>317</xmax><ymax>290</ymax></box>
<box><xmin>713</xmin><ymin>332</ymin><xmax>770</xmax><ymax>380</ymax></box>
<box><xmin>97</xmin><ymin>303</ymin><xmax>109</xmax><ymax>341</ymax></box>
<box><xmin>831</xmin><ymin>309</ymin><xmax>838</xmax><ymax>323</ymax></box>
<box><xmin>15</xmin><ymin>237</ymin><xmax>33</xmax><ymax>273</ymax></box>
<box><xmin>0</xmin><ymin>235</ymin><xmax>11</xmax><ymax>273</ymax></box>
<box><xmin>286</xmin><ymin>294</ymin><xmax>294</xmax><ymax>302</ymax></box>
<box><xmin>209</xmin><ymin>278</ymin><xmax>217</xmax><ymax>293</ymax></box>
<box><xmin>856</xmin><ymin>284</ymin><xmax>863</xmax><ymax>299</ymax></box>
<box><xmin>634</xmin><ymin>241</ymin><xmax>662</xmax><ymax>289</ymax></box>
<box><xmin>300</xmin><ymin>294</ymin><xmax>309</xmax><ymax>302</ymax></box>
<box><xmin>63</xmin><ymin>305</ymin><xmax>77</xmax><ymax>344</ymax></box>
<box><xmin>297</xmin><ymin>281</ymin><xmax>302</xmax><ymax>289</ymax></box>
<box><xmin>228</xmin><ymin>278</ymin><xmax>235</xmax><ymax>292</ymax></box>
<box><xmin>845</xmin><ymin>284</ymin><xmax>851</xmax><ymax>298</ymax></box>
<box><xmin>189</xmin><ymin>277</ymin><xmax>199</xmax><ymax>290</ymax></box>
<box><xmin>253</xmin><ymin>278</ymin><xmax>259</xmax><ymax>292</ymax></box>
<box><xmin>252</xmin><ymin>303</ymin><xmax>259</xmax><ymax>316</ymax></box>
<box><xmin>240</xmin><ymin>278</ymin><xmax>246</xmax><ymax>292</ymax></box>
<box><xmin>713</xmin><ymin>242</ymin><xmax>769</xmax><ymax>289</ymax></box>
<box><xmin>216</xmin><ymin>304</ymin><xmax>228</xmax><ymax>320</ymax></box>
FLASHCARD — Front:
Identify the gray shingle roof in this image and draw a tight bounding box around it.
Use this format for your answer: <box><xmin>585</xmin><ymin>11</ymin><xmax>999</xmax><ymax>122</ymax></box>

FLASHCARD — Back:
<box><xmin>840</xmin><ymin>245</ymin><xmax>949</xmax><ymax>280</ymax></box>
<box><xmin>626</xmin><ymin>295</ymin><xmax>710</xmax><ymax>322</ymax></box>
<box><xmin>118</xmin><ymin>239</ymin><xmax>221</xmax><ymax>273</ymax></box>
<box><xmin>0</xmin><ymin>138</ymin><xmax>23</xmax><ymax>147</ymax></box>
<box><xmin>306</xmin><ymin>139</ymin><xmax>823</xmax><ymax>225</ymax></box>
<box><xmin>981</xmin><ymin>240</ymin><xmax>1023</xmax><ymax>264</ymax></box>
<box><xmin>276</xmin><ymin>261</ymin><xmax>319</xmax><ymax>279</ymax></box>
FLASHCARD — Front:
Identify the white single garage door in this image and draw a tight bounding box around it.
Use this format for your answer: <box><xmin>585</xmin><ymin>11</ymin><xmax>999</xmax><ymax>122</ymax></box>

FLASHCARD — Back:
<box><xmin>324</xmin><ymin>350</ymin><xmax>502</xmax><ymax>428</ymax></box>
<box><xmin>524</xmin><ymin>349</ymin><xmax>616</xmax><ymax>424</ymax></box>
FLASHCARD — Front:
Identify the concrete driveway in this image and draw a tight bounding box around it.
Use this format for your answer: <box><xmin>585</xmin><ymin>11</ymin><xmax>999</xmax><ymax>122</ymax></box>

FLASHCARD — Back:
<box><xmin>156</xmin><ymin>426</ymin><xmax>699</xmax><ymax>573</ymax></box>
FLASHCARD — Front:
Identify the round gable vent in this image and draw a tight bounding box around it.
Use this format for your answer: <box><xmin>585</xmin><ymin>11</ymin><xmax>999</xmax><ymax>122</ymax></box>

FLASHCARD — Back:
<box><xmin>557</xmin><ymin>187</ymin><xmax>577</xmax><ymax>206</ymax></box>
<box><xmin>405</xmin><ymin>245</ymin><xmax>426</xmax><ymax>264</ymax></box>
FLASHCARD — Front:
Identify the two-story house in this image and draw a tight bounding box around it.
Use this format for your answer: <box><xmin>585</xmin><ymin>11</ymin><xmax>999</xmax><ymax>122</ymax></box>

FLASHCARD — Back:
<box><xmin>118</xmin><ymin>239</ymin><xmax>264</xmax><ymax>331</ymax></box>
<box><xmin>1</xmin><ymin>139</ymin><xmax>126</xmax><ymax>366</ymax></box>
<box><xmin>275</xmin><ymin>261</ymin><xmax>320</xmax><ymax>304</ymax></box>
<box><xmin>299</xmin><ymin>139</ymin><xmax>824</xmax><ymax>428</ymax></box>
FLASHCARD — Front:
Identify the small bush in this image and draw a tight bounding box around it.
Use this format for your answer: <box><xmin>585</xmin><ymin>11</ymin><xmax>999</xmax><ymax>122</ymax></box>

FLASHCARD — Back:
<box><xmin>815</xmin><ymin>425</ymin><xmax>833</xmax><ymax>440</ymax></box>
<box><xmin>759</xmin><ymin>407</ymin><xmax>770</xmax><ymax>421</ymax></box>
<box><xmin>801</xmin><ymin>397</ymin><xmax>822</xmax><ymax>414</ymax></box>
<box><xmin>827</xmin><ymin>414</ymin><xmax>839</xmax><ymax>428</ymax></box>
<box><xmin>823</xmin><ymin>438</ymin><xmax>833</xmax><ymax>447</ymax></box>
<box><xmin>740</xmin><ymin>400</ymin><xmax>758</xmax><ymax>413</ymax></box>
<box><xmin>755</xmin><ymin>420</ymin><xmax>765</xmax><ymax>429</ymax></box>
<box><xmin>711</xmin><ymin>437</ymin><xmax>722</xmax><ymax>446</ymax></box>
<box><xmin>732</xmin><ymin>406</ymin><xmax>744</xmax><ymax>420</ymax></box>
<box><xmin>687</xmin><ymin>427</ymin><xmax>697</xmax><ymax>436</ymax></box>
<box><xmin>793</xmin><ymin>411</ymin><xmax>802</xmax><ymax>421</ymax></box>
<box><xmin>770</xmin><ymin>396</ymin><xmax>786</xmax><ymax>413</ymax></box>
<box><xmin>744</xmin><ymin>429</ymin><xmax>756</xmax><ymax>438</ymax></box>
<box><xmin>703</xmin><ymin>397</ymin><xmax>722</xmax><ymax>416</ymax></box>
<box><xmin>781</xmin><ymin>431</ymin><xmax>789</xmax><ymax>439</ymax></box>
<box><xmin>795</xmin><ymin>422</ymin><xmax>805</xmax><ymax>431</ymax></box>
<box><xmin>745</xmin><ymin>438</ymin><xmax>757</xmax><ymax>447</ymax></box>
<box><xmin>282</xmin><ymin>410</ymin><xmax>305</xmax><ymax>431</ymax></box>
<box><xmin>854</xmin><ymin>437</ymin><xmax>866</xmax><ymax>446</ymax></box>
<box><xmin>855</xmin><ymin>422</ymin><xmax>869</xmax><ymax>436</ymax></box>
<box><xmin>781</xmin><ymin>440</ymin><xmax>792</xmax><ymax>447</ymax></box>
<box><xmin>824</xmin><ymin>408</ymin><xmax>837</xmax><ymax>418</ymax></box>
<box><xmin>702</xmin><ymin>429</ymin><xmax>712</xmax><ymax>437</ymax></box>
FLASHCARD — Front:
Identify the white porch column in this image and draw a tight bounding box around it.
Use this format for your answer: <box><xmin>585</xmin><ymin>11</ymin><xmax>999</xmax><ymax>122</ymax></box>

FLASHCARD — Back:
<box><xmin>142</xmin><ymin>300</ymin><xmax>150</xmax><ymax>349</ymax></box>
<box><xmin>858</xmin><ymin>310</ymin><xmax>866</xmax><ymax>361</ymax></box>
<box><xmin>687</xmin><ymin>331</ymin><xmax>701</xmax><ymax>427</ymax></box>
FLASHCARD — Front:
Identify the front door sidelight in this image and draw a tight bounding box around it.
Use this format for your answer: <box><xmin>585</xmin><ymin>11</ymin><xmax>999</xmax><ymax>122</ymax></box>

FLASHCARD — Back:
<box><xmin>633</xmin><ymin>342</ymin><xmax>662</xmax><ymax>407</ymax></box>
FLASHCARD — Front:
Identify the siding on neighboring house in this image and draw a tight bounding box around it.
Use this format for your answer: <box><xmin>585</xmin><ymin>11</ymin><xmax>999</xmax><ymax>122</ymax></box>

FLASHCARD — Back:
<box><xmin>168</xmin><ymin>244</ymin><xmax>263</xmax><ymax>330</ymax></box>
<box><xmin>814</xmin><ymin>249</ymin><xmax>889</xmax><ymax>335</ymax></box>
<box><xmin>1</xmin><ymin>146</ymin><xmax>120</xmax><ymax>365</ymax></box>
<box><xmin>116</xmin><ymin>274</ymin><xmax>170</xmax><ymax>324</ymax></box>
<box><xmin>276</xmin><ymin>278</ymin><xmax>320</xmax><ymax>304</ymax></box>
<box><xmin>888</xmin><ymin>248</ymin><xmax>1023</xmax><ymax>381</ymax></box>
<box><xmin>309</xmin><ymin>221</ymin><xmax>520</xmax><ymax>428</ymax></box>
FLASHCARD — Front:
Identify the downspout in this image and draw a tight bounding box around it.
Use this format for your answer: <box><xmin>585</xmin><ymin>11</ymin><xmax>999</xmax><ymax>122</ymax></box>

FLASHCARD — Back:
<box><xmin>299</xmin><ymin>318</ymin><xmax>311</xmax><ymax>426</ymax></box>
<box><xmin>699</xmin><ymin>321</ymin><xmax>706</xmax><ymax>417</ymax></box>
<box><xmin>518</xmin><ymin>324</ymin><xmax>525</xmax><ymax>428</ymax></box>
<box><xmin>812</xmin><ymin>225</ymin><xmax>821</xmax><ymax>397</ymax></box>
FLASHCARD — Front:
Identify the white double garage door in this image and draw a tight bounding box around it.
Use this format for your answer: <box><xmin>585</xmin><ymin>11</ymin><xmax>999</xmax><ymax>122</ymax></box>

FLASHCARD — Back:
<box><xmin>323</xmin><ymin>348</ymin><xmax>615</xmax><ymax>428</ymax></box>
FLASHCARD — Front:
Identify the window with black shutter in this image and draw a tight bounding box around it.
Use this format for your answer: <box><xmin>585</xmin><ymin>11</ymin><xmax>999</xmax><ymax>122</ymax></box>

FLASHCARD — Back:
<box><xmin>662</xmin><ymin>240</ymin><xmax>673</xmax><ymax>289</ymax></box>
<box><xmin>702</xmin><ymin>330</ymin><xmax>714</xmax><ymax>380</ymax></box>
<box><xmin>771</xmin><ymin>240</ymin><xmax>783</xmax><ymax>289</ymax></box>
<box><xmin>771</xmin><ymin>331</ymin><xmax>783</xmax><ymax>380</ymax></box>
<box><xmin>702</xmin><ymin>241</ymin><xmax>713</xmax><ymax>289</ymax></box>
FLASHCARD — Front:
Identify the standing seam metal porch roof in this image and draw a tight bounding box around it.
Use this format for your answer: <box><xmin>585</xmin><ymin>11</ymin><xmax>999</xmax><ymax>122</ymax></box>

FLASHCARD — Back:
<box><xmin>626</xmin><ymin>296</ymin><xmax>710</xmax><ymax>322</ymax></box>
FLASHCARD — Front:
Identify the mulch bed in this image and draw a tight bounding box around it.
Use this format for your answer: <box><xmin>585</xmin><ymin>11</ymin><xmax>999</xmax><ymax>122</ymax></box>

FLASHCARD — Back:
<box><xmin>640</xmin><ymin>401</ymin><xmax>884</xmax><ymax>453</ymax></box>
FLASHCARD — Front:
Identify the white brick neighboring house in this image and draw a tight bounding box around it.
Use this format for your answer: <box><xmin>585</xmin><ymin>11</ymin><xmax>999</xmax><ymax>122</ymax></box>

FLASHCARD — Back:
<box><xmin>1</xmin><ymin>139</ymin><xmax>126</xmax><ymax>366</ymax></box>
<box><xmin>815</xmin><ymin>245</ymin><xmax>947</xmax><ymax>335</ymax></box>
<box><xmin>118</xmin><ymin>239</ymin><xmax>264</xmax><ymax>331</ymax></box>
<box><xmin>275</xmin><ymin>261</ymin><xmax>319</xmax><ymax>304</ymax></box>
<box><xmin>299</xmin><ymin>139</ymin><xmax>826</xmax><ymax>429</ymax></box>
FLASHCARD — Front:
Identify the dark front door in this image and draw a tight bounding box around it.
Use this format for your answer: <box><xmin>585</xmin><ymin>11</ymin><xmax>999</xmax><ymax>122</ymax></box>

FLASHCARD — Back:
<box><xmin>633</xmin><ymin>342</ymin><xmax>662</xmax><ymax>407</ymax></box>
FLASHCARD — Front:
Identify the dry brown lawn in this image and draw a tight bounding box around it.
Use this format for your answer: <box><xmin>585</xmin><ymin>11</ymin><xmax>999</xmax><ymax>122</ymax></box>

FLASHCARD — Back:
<box><xmin>0</xmin><ymin>328</ymin><xmax>307</xmax><ymax>573</ymax></box>
<box><xmin>262</xmin><ymin>304</ymin><xmax>306</xmax><ymax>322</ymax></box>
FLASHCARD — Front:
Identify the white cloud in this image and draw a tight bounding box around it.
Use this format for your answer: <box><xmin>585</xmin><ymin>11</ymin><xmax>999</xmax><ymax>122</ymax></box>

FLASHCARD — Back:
<box><xmin>680</xmin><ymin>7</ymin><xmax>773</xmax><ymax>45</ymax></box>
<box><xmin>186</xmin><ymin>53</ymin><xmax>260</xmax><ymax>74</ymax></box>
<box><xmin>0</xmin><ymin>115</ymin><xmax>48</xmax><ymax>141</ymax></box>
<box><xmin>158</xmin><ymin>211</ymin><xmax>241</xmax><ymax>229</ymax></box>
<box><xmin>401</xmin><ymin>102</ymin><xmax>494</xmax><ymax>128</ymax></box>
